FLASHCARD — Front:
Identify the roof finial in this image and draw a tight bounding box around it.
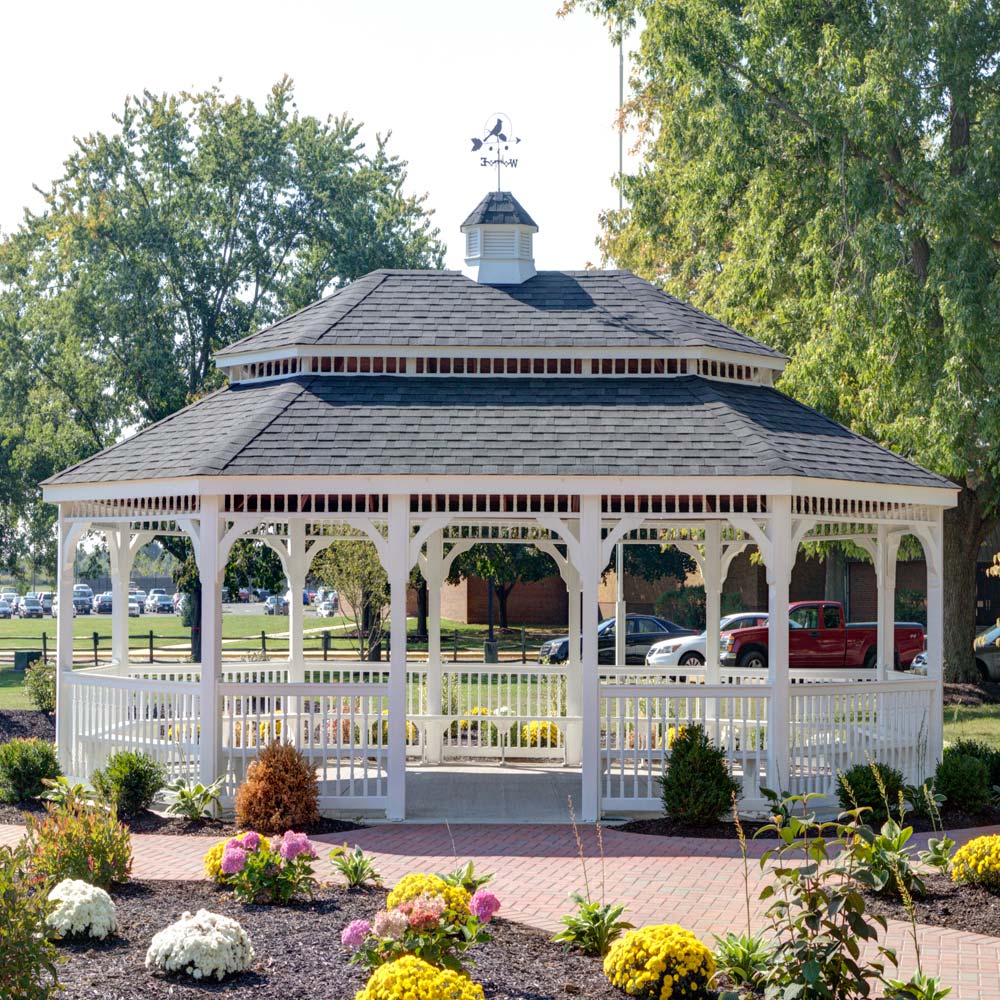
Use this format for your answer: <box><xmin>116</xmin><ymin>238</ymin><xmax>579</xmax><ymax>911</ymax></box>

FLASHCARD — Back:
<box><xmin>470</xmin><ymin>112</ymin><xmax>521</xmax><ymax>191</ymax></box>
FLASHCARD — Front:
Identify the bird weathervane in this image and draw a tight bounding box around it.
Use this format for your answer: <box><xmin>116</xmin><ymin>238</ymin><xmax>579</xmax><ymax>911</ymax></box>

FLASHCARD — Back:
<box><xmin>470</xmin><ymin>112</ymin><xmax>521</xmax><ymax>190</ymax></box>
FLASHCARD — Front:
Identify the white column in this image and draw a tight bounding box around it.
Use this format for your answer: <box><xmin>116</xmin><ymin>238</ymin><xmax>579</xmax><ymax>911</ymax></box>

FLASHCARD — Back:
<box><xmin>197</xmin><ymin>495</ymin><xmax>222</xmax><ymax>786</ymax></box>
<box><xmin>579</xmin><ymin>495</ymin><xmax>603</xmax><ymax>823</ymax></box>
<box><xmin>423</xmin><ymin>530</ymin><xmax>444</xmax><ymax>765</ymax></box>
<box><xmin>703</xmin><ymin>521</ymin><xmax>723</xmax><ymax>685</ymax></box>
<box><xmin>565</xmin><ymin>565</ymin><xmax>582</xmax><ymax>767</ymax></box>
<box><xmin>108</xmin><ymin>527</ymin><xmax>132</xmax><ymax>671</ymax></box>
<box><xmin>614</xmin><ymin>540</ymin><xmax>626</xmax><ymax>667</ymax></box>
<box><xmin>766</xmin><ymin>496</ymin><xmax>792</xmax><ymax>794</ymax></box>
<box><xmin>925</xmin><ymin>511</ymin><xmax>945</xmax><ymax>769</ymax></box>
<box><xmin>287</xmin><ymin>520</ymin><xmax>307</xmax><ymax>683</ymax></box>
<box><xmin>55</xmin><ymin>511</ymin><xmax>79</xmax><ymax>767</ymax></box>
<box><xmin>386</xmin><ymin>494</ymin><xmax>410</xmax><ymax>821</ymax></box>
<box><xmin>875</xmin><ymin>525</ymin><xmax>901</xmax><ymax>680</ymax></box>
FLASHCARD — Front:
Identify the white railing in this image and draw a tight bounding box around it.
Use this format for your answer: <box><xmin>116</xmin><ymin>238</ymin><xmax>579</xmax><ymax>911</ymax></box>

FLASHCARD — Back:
<box><xmin>219</xmin><ymin>679</ymin><xmax>391</xmax><ymax>810</ymax></box>
<box><xmin>789</xmin><ymin>678</ymin><xmax>935</xmax><ymax>797</ymax></box>
<box><xmin>599</xmin><ymin>681</ymin><xmax>771</xmax><ymax>812</ymax></box>
<box><xmin>63</xmin><ymin>670</ymin><xmax>201</xmax><ymax>784</ymax></box>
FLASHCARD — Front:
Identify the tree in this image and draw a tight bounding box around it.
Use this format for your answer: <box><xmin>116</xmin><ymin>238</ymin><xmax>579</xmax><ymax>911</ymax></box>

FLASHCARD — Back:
<box><xmin>569</xmin><ymin>0</ymin><xmax>1000</xmax><ymax>680</ymax></box>
<box><xmin>0</xmin><ymin>77</ymin><xmax>443</xmax><ymax>578</ymax></box>
<box><xmin>224</xmin><ymin>540</ymin><xmax>285</xmax><ymax>598</ymax></box>
<box><xmin>312</xmin><ymin>541</ymin><xmax>389</xmax><ymax>660</ymax></box>
<box><xmin>447</xmin><ymin>545</ymin><xmax>558</xmax><ymax>629</ymax></box>
<box><xmin>613</xmin><ymin>544</ymin><xmax>695</xmax><ymax>585</ymax></box>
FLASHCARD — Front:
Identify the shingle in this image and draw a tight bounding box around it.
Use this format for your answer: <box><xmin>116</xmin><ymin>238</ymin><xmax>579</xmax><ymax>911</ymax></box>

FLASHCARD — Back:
<box><xmin>214</xmin><ymin>270</ymin><xmax>785</xmax><ymax>360</ymax></box>
<box><xmin>45</xmin><ymin>376</ymin><xmax>950</xmax><ymax>489</ymax></box>
<box><xmin>461</xmin><ymin>191</ymin><xmax>537</xmax><ymax>228</ymax></box>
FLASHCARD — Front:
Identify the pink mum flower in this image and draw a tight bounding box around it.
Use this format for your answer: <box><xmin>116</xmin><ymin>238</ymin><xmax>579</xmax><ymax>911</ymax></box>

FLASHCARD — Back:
<box><xmin>220</xmin><ymin>844</ymin><xmax>247</xmax><ymax>875</ymax></box>
<box><xmin>373</xmin><ymin>908</ymin><xmax>409</xmax><ymax>940</ymax></box>
<box><xmin>278</xmin><ymin>830</ymin><xmax>317</xmax><ymax>861</ymax></box>
<box><xmin>240</xmin><ymin>831</ymin><xmax>261</xmax><ymax>852</ymax></box>
<box><xmin>470</xmin><ymin>889</ymin><xmax>501</xmax><ymax>922</ymax></box>
<box><xmin>341</xmin><ymin>918</ymin><xmax>371</xmax><ymax>952</ymax></box>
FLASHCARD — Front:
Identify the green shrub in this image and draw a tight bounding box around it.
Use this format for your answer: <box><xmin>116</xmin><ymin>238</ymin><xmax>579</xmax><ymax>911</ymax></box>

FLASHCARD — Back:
<box><xmin>658</xmin><ymin>724</ymin><xmax>739</xmax><ymax>825</ymax></box>
<box><xmin>0</xmin><ymin>842</ymin><xmax>61</xmax><ymax>999</ymax></box>
<box><xmin>945</xmin><ymin>738</ymin><xmax>1000</xmax><ymax>787</ymax></box>
<box><xmin>837</xmin><ymin>761</ymin><xmax>905</xmax><ymax>825</ymax></box>
<box><xmin>91</xmin><ymin>750</ymin><xmax>166</xmax><ymax>817</ymax></box>
<box><xmin>23</xmin><ymin>799</ymin><xmax>132</xmax><ymax>889</ymax></box>
<box><xmin>0</xmin><ymin>738</ymin><xmax>60</xmax><ymax>803</ymax></box>
<box><xmin>934</xmin><ymin>752</ymin><xmax>991</xmax><ymax>815</ymax></box>
<box><xmin>23</xmin><ymin>660</ymin><xmax>56</xmax><ymax>713</ymax></box>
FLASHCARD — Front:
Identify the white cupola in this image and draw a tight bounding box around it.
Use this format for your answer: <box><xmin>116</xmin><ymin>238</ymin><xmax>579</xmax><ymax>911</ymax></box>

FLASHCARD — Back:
<box><xmin>461</xmin><ymin>191</ymin><xmax>538</xmax><ymax>284</ymax></box>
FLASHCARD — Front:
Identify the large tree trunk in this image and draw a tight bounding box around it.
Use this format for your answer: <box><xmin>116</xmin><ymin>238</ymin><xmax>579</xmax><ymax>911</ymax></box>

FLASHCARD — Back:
<box><xmin>189</xmin><ymin>580</ymin><xmax>202</xmax><ymax>663</ymax></box>
<box><xmin>824</xmin><ymin>545</ymin><xmax>848</xmax><ymax>609</ymax></box>
<box><xmin>496</xmin><ymin>583</ymin><xmax>513</xmax><ymax>630</ymax></box>
<box><xmin>415</xmin><ymin>577</ymin><xmax>428</xmax><ymax>640</ymax></box>
<box><xmin>942</xmin><ymin>485</ymin><xmax>992</xmax><ymax>682</ymax></box>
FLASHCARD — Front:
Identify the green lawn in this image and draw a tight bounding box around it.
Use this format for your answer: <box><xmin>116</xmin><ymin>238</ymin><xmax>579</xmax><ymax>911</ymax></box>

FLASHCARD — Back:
<box><xmin>0</xmin><ymin>667</ymin><xmax>33</xmax><ymax>709</ymax></box>
<box><xmin>943</xmin><ymin>703</ymin><xmax>1000</xmax><ymax>746</ymax></box>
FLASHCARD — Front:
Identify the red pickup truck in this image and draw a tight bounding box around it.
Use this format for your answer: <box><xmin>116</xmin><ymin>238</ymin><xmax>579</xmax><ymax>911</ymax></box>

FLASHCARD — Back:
<box><xmin>720</xmin><ymin>601</ymin><xmax>924</xmax><ymax>671</ymax></box>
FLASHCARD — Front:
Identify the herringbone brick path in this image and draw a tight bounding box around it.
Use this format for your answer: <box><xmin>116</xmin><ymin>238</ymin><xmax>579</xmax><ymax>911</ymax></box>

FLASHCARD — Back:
<box><xmin>4</xmin><ymin>821</ymin><xmax>1000</xmax><ymax>998</ymax></box>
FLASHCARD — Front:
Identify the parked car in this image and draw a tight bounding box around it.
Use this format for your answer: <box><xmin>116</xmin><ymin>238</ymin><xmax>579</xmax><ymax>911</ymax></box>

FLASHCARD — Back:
<box><xmin>264</xmin><ymin>595</ymin><xmax>288</xmax><ymax>615</ymax></box>
<box><xmin>0</xmin><ymin>599</ymin><xmax>10</xmax><ymax>620</ymax></box>
<box><xmin>974</xmin><ymin>625</ymin><xmax>1000</xmax><ymax>682</ymax></box>
<box><xmin>92</xmin><ymin>592</ymin><xmax>113</xmax><ymax>614</ymax></box>
<box><xmin>17</xmin><ymin>596</ymin><xmax>44</xmax><ymax>619</ymax></box>
<box><xmin>8</xmin><ymin>595</ymin><xmax>22</xmax><ymax>615</ymax></box>
<box><xmin>52</xmin><ymin>596</ymin><xmax>76</xmax><ymax>618</ymax></box>
<box><xmin>73</xmin><ymin>584</ymin><xmax>93</xmax><ymax>615</ymax></box>
<box><xmin>0</xmin><ymin>590</ymin><xmax>15</xmax><ymax>605</ymax></box>
<box><xmin>175</xmin><ymin>593</ymin><xmax>189</xmax><ymax>615</ymax></box>
<box><xmin>539</xmin><ymin>614</ymin><xmax>698</xmax><ymax>666</ymax></box>
<box><xmin>237</xmin><ymin>587</ymin><xmax>251</xmax><ymax>602</ymax></box>
<box><xmin>316</xmin><ymin>600</ymin><xmax>337</xmax><ymax>618</ymax></box>
<box><xmin>128</xmin><ymin>597</ymin><xmax>141</xmax><ymax>617</ymax></box>
<box><xmin>132</xmin><ymin>590</ymin><xmax>147</xmax><ymax>612</ymax></box>
<box><xmin>645</xmin><ymin>612</ymin><xmax>770</xmax><ymax>668</ymax></box>
<box><xmin>147</xmin><ymin>593</ymin><xmax>174</xmax><ymax>614</ymax></box>
<box><xmin>721</xmin><ymin>601</ymin><xmax>925</xmax><ymax>671</ymax></box>
<box><xmin>38</xmin><ymin>592</ymin><xmax>53</xmax><ymax>614</ymax></box>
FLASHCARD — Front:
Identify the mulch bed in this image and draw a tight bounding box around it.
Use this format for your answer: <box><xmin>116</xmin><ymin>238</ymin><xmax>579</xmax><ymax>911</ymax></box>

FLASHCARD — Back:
<box><xmin>863</xmin><ymin>873</ymin><xmax>1000</xmax><ymax>939</ymax></box>
<box><xmin>0</xmin><ymin>708</ymin><xmax>55</xmax><ymax>743</ymax></box>
<box><xmin>943</xmin><ymin>680</ymin><xmax>1000</xmax><ymax>707</ymax></box>
<box><xmin>610</xmin><ymin>815</ymin><xmax>777</xmax><ymax>839</ymax></box>
<box><xmin>55</xmin><ymin>880</ymin><xmax>628</xmax><ymax>999</ymax></box>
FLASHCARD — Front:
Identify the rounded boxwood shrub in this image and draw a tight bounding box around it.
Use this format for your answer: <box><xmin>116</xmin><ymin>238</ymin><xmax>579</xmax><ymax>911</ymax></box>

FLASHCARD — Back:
<box><xmin>945</xmin><ymin>738</ymin><xmax>1000</xmax><ymax>788</ymax></box>
<box><xmin>604</xmin><ymin>924</ymin><xmax>715</xmax><ymax>999</ymax></box>
<box><xmin>0</xmin><ymin>737</ymin><xmax>60</xmax><ymax>803</ymax></box>
<box><xmin>91</xmin><ymin>750</ymin><xmax>166</xmax><ymax>817</ymax></box>
<box><xmin>658</xmin><ymin>724</ymin><xmax>739</xmax><ymax>825</ymax></box>
<box><xmin>934</xmin><ymin>752</ymin><xmax>991</xmax><ymax>816</ymax></box>
<box><xmin>837</xmin><ymin>761</ymin><xmax>905</xmax><ymax>825</ymax></box>
<box><xmin>234</xmin><ymin>741</ymin><xmax>319</xmax><ymax>834</ymax></box>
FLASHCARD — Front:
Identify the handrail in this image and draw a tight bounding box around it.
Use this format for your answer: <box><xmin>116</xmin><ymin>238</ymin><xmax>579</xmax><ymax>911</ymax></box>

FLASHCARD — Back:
<box><xmin>64</xmin><ymin>671</ymin><xmax>199</xmax><ymax>695</ymax></box>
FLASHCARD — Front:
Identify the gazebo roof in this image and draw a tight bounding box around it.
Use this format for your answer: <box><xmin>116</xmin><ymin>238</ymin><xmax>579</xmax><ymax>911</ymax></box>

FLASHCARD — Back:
<box><xmin>461</xmin><ymin>191</ymin><xmax>538</xmax><ymax>228</ymax></box>
<box><xmin>44</xmin><ymin>374</ymin><xmax>951</xmax><ymax>489</ymax></box>
<box><xmin>213</xmin><ymin>269</ymin><xmax>786</xmax><ymax>364</ymax></box>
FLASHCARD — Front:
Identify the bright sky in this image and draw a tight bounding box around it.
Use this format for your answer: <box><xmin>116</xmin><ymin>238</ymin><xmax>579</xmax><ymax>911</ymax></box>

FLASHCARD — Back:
<box><xmin>0</xmin><ymin>0</ymin><xmax>638</xmax><ymax>272</ymax></box>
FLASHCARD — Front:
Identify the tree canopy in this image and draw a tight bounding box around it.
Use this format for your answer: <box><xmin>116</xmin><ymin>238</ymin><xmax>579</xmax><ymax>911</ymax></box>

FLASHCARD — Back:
<box><xmin>0</xmin><ymin>77</ymin><xmax>444</xmax><ymax>574</ymax></box>
<box><xmin>569</xmin><ymin>0</ymin><xmax>1000</xmax><ymax>678</ymax></box>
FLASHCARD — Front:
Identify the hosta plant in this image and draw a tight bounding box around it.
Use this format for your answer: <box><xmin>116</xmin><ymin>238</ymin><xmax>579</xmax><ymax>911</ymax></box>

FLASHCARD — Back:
<box><xmin>852</xmin><ymin>817</ymin><xmax>953</xmax><ymax>899</ymax></box>
<box><xmin>440</xmin><ymin>859</ymin><xmax>493</xmax><ymax>892</ymax></box>
<box><xmin>712</xmin><ymin>931</ymin><xmax>773</xmax><ymax>989</ymax></box>
<box><xmin>552</xmin><ymin>892</ymin><xmax>633</xmax><ymax>956</ymax></box>
<box><xmin>40</xmin><ymin>776</ymin><xmax>104</xmax><ymax>810</ymax></box>
<box><xmin>145</xmin><ymin>909</ymin><xmax>253</xmax><ymax>981</ymax></box>
<box><xmin>883</xmin><ymin>972</ymin><xmax>952</xmax><ymax>1000</ymax></box>
<box><xmin>162</xmin><ymin>776</ymin><xmax>224</xmax><ymax>820</ymax></box>
<box><xmin>46</xmin><ymin>879</ymin><xmax>117</xmax><ymax>940</ymax></box>
<box><xmin>330</xmin><ymin>844</ymin><xmax>382</xmax><ymax>887</ymax></box>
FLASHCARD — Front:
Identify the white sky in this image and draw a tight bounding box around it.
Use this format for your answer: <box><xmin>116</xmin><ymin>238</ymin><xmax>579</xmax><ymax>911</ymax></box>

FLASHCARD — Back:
<box><xmin>0</xmin><ymin>0</ymin><xmax>638</xmax><ymax>271</ymax></box>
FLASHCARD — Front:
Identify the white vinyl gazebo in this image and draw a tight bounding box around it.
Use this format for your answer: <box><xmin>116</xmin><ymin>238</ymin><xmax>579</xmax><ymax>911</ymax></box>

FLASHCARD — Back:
<box><xmin>43</xmin><ymin>192</ymin><xmax>957</xmax><ymax>822</ymax></box>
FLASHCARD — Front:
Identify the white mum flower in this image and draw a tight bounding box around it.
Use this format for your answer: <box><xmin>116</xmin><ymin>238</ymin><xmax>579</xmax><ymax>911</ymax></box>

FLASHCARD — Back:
<box><xmin>46</xmin><ymin>879</ymin><xmax>117</xmax><ymax>940</ymax></box>
<box><xmin>145</xmin><ymin>909</ymin><xmax>254</xmax><ymax>982</ymax></box>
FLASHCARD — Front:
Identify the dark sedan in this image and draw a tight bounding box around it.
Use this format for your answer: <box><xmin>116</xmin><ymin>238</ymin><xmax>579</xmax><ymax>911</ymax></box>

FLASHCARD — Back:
<box><xmin>539</xmin><ymin>614</ymin><xmax>698</xmax><ymax>665</ymax></box>
<box><xmin>17</xmin><ymin>596</ymin><xmax>44</xmax><ymax>619</ymax></box>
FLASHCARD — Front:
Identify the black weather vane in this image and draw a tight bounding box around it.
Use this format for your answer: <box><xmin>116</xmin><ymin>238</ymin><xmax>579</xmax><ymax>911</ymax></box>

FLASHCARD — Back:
<box><xmin>470</xmin><ymin>113</ymin><xmax>521</xmax><ymax>190</ymax></box>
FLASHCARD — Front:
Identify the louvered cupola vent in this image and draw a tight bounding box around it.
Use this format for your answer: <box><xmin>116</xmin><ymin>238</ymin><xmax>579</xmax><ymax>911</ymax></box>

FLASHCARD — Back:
<box><xmin>461</xmin><ymin>191</ymin><xmax>537</xmax><ymax>284</ymax></box>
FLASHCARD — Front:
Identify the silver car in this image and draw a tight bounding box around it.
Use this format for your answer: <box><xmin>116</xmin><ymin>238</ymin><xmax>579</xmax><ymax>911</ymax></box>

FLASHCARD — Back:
<box><xmin>974</xmin><ymin>625</ymin><xmax>1000</xmax><ymax>681</ymax></box>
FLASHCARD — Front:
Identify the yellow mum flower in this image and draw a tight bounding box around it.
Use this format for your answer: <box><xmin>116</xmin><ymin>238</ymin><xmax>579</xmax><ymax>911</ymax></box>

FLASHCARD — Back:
<box><xmin>604</xmin><ymin>924</ymin><xmax>714</xmax><ymax>1000</ymax></box>
<box><xmin>355</xmin><ymin>955</ymin><xmax>484</xmax><ymax>1000</ymax></box>
<box><xmin>953</xmin><ymin>835</ymin><xmax>1000</xmax><ymax>893</ymax></box>
<box><xmin>386</xmin><ymin>873</ymin><xmax>472</xmax><ymax>924</ymax></box>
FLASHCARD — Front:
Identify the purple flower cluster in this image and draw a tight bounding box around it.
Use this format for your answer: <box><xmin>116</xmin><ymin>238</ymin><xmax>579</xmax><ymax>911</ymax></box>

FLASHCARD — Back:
<box><xmin>220</xmin><ymin>831</ymin><xmax>266</xmax><ymax>876</ymax></box>
<box><xmin>341</xmin><ymin>918</ymin><xmax>371</xmax><ymax>952</ymax></box>
<box><xmin>469</xmin><ymin>889</ymin><xmax>501</xmax><ymax>923</ymax></box>
<box><xmin>278</xmin><ymin>830</ymin><xmax>317</xmax><ymax>861</ymax></box>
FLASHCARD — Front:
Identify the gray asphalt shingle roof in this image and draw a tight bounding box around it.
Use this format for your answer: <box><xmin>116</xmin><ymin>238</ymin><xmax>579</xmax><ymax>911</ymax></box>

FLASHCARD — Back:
<box><xmin>213</xmin><ymin>270</ymin><xmax>787</xmax><ymax>360</ymax></box>
<box><xmin>45</xmin><ymin>375</ymin><xmax>951</xmax><ymax>489</ymax></box>
<box><xmin>461</xmin><ymin>191</ymin><xmax>537</xmax><ymax>228</ymax></box>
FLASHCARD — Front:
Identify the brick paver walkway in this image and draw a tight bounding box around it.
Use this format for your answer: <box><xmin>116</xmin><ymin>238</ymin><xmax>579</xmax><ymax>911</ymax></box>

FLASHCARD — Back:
<box><xmin>4</xmin><ymin>820</ymin><xmax>999</xmax><ymax>998</ymax></box>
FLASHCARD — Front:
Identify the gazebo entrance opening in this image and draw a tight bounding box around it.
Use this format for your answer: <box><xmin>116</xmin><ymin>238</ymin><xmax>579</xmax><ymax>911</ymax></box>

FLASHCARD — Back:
<box><xmin>52</xmin><ymin>486</ymin><xmax>944</xmax><ymax>824</ymax></box>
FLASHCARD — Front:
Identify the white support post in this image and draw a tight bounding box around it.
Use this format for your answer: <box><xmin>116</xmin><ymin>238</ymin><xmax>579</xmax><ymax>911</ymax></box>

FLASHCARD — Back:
<box><xmin>56</xmin><ymin>511</ymin><xmax>81</xmax><ymax>766</ymax></box>
<box><xmin>386</xmin><ymin>494</ymin><xmax>410</xmax><ymax>821</ymax></box>
<box><xmin>287</xmin><ymin>520</ymin><xmax>307</xmax><ymax>684</ymax></box>
<box><xmin>424</xmin><ymin>529</ymin><xmax>444</xmax><ymax>764</ymax></box>
<box><xmin>766</xmin><ymin>496</ymin><xmax>793</xmax><ymax>795</ymax></box>
<box><xmin>925</xmin><ymin>511</ymin><xmax>945</xmax><ymax>771</ymax></box>
<box><xmin>615</xmin><ymin>540</ymin><xmax>626</xmax><ymax>667</ymax></box>
<box><xmin>875</xmin><ymin>525</ymin><xmax>902</xmax><ymax>680</ymax></box>
<box><xmin>197</xmin><ymin>496</ymin><xmax>222</xmax><ymax>786</ymax></box>
<box><xmin>703</xmin><ymin>521</ymin><xmax>723</xmax><ymax>685</ymax></box>
<box><xmin>107</xmin><ymin>527</ymin><xmax>130</xmax><ymax>671</ymax></box>
<box><xmin>565</xmin><ymin>566</ymin><xmax>582</xmax><ymax>767</ymax></box>
<box><xmin>579</xmin><ymin>495</ymin><xmax>603</xmax><ymax>823</ymax></box>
